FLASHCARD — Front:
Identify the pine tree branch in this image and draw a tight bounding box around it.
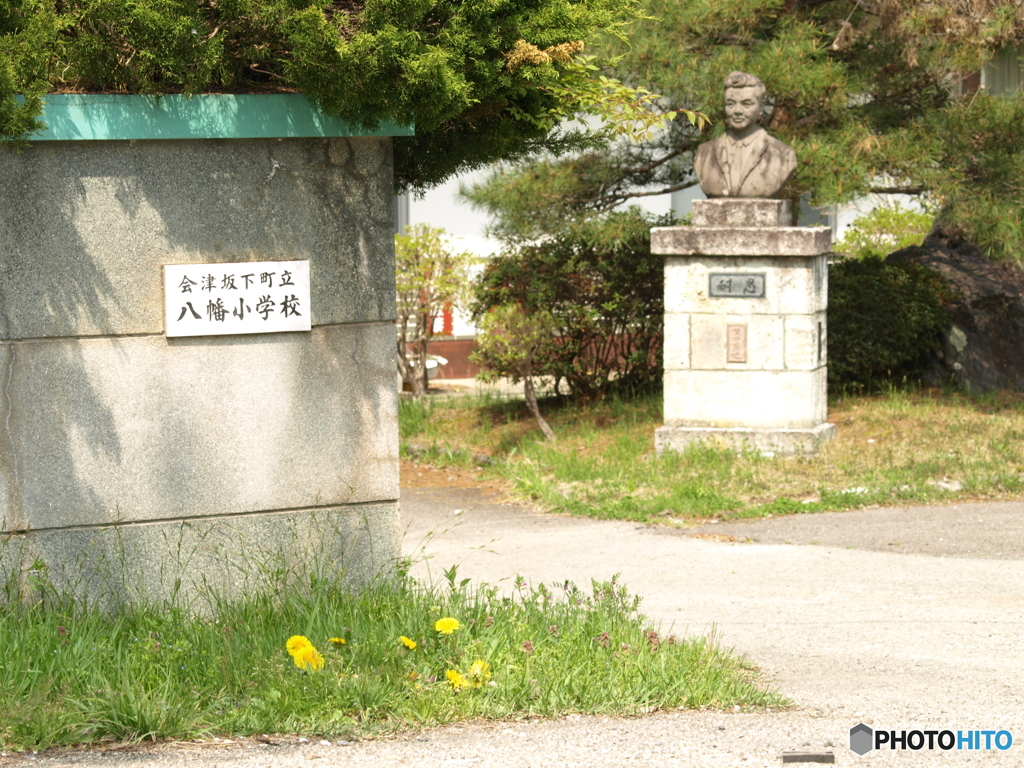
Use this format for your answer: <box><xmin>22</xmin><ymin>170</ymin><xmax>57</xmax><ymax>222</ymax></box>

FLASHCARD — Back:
<box><xmin>593</xmin><ymin>180</ymin><xmax>698</xmax><ymax>207</ymax></box>
<box><xmin>867</xmin><ymin>185</ymin><xmax>927</xmax><ymax>194</ymax></box>
<box><xmin>624</xmin><ymin>147</ymin><xmax>686</xmax><ymax>176</ymax></box>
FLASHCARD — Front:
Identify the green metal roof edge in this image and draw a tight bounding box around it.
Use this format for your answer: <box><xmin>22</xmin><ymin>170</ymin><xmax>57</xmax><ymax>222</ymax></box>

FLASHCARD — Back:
<box><xmin>25</xmin><ymin>93</ymin><xmax>414</xmax><ymax>140</ymax></box>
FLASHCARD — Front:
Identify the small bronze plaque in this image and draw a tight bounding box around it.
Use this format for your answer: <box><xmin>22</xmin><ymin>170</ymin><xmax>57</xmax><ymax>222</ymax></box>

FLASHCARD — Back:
<box><xmin>709</xmin><ymin>273</ymin><xmax>766</xmax><ymax>298</ymax></box>
<box><xmin>727</xmin><ymin>324</ymin><xmax>747</xmax><ymax>363</ymax></box>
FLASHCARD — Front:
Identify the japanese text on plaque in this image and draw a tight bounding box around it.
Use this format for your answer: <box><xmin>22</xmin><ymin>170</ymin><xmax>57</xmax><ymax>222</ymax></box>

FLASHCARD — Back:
<box><xmin>163</xmin><ymin>260</ymin><xmax>312</xmax><ymax>337</ymax></box>
<box><xmin>708</xmin><ymin>273</ymin><xmax>766</xmax><ymax>299</ymax></box>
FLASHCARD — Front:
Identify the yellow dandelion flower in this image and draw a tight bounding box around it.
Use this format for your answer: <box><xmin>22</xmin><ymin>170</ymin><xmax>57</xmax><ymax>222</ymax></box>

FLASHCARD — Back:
<box><xmin>435</xmin><ymin>617</ymin><xmax>461</xmax><ymax>635</ymax></box>
<box><xmin>293</xmin><ymin>644</ymin><xmax>325</xmax><ymax>672</ymax></box>
<box><xmin>286</xmin><ymin>635</ymin><xmax>313</xmax><ymax>656</ymax></box>
<box><xmin>446</xmin><ymin>669</ymin><xmax>467</xmax><ymax>690</ymax></box>
<box><xmin>468</xmin><ymin>659</ymin><xmax>492</xmax><ymax>688</ymax></box>
<box><xmin>329</xmin><ymin>637</ymin><xmax>347</xmax><ymax>645</ymax></box>
<box><xmin>400</xmin><ymin>636</ymin><xmax>417</xmax><ymax>650</ymax></box>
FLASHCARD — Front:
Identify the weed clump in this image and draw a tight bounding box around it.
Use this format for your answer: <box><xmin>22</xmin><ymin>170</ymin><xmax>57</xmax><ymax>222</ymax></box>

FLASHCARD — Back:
<box><xmin>0</xmin><ymin>566</ymin><xmax>782</xmax><ymax>752</ymax></box>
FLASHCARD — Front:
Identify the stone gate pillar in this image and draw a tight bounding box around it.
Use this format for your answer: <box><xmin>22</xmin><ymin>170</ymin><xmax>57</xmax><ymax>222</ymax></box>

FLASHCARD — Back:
<box><xmin>652</xmin><ymin>198</ymin><xmax>835</xmax><ymax>456</ymax></box>
<box><xmin>0</xmin><ymin>94</ymin><xmax>409</xmax><ymax>606</ymax></box>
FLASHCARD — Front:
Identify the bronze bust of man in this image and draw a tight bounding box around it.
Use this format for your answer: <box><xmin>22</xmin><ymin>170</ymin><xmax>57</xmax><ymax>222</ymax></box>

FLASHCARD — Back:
<box><xmin>694</xmin><ymin>71</ymin><xmax>797</xmax><ymax>199</ymax></box>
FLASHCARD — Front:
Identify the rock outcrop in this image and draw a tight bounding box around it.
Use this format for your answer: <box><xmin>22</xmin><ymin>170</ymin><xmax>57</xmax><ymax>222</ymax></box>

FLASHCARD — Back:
<box><xmin>887</xmin><ymin>231</ymin><xmax>1024</xmax><ymax>393</ymax></box>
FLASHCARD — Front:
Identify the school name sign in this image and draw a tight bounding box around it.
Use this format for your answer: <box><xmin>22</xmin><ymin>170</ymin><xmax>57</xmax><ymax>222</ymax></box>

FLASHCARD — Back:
<box><xmin>163</xmin><ymin>260</ymin><xmax>312</xmax><ymax>337</ymax></box>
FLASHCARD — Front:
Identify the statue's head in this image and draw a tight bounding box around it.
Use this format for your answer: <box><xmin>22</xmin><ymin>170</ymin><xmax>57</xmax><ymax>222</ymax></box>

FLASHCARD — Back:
<box><xmin>722</xmin><ymin>71</ymin><xmax>765</xmax><ymax>136</ymax></box>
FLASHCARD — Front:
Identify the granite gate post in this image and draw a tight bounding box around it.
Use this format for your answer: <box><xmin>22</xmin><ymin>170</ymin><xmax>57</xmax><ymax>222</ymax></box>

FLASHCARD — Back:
<box><xmin>652</xmin><ymin>198</ymin><xmax>836</xmax><ymax>456</ymax></box>
<box><xmin>0</xmin><ymin>94</ymin><xmax>408</xmax><ymax>606</ymax></box>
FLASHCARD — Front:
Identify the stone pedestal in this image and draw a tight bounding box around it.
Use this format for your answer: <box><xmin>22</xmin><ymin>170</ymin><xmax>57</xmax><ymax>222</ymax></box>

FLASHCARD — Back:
<box><xmin>0</xmin><ymin>95</ymin><xmax>406</xmax><ymax>608</ymax></box>
<box><xmin>652</xmin><ymin>199</ymin><xmax>835</xmax><ymax>455</ymax></box>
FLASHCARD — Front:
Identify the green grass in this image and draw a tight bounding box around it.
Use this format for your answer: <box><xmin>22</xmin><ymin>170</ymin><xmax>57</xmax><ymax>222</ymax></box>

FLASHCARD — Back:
<box><xmin>0</xmin><ymin>566</ymin><xmax>782</xmax><ymax>752</ymax></box>
<box><xmin>399</xmin><ymin>386</ymin><xmax>1024</xmax><ymax>522</ymax></box>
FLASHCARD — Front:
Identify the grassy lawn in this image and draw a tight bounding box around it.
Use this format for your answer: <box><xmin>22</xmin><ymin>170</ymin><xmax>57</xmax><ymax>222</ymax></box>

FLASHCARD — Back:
<box><xmin>400</xmin><ymin>386</ymin><xmax>1024</xmax><ymax>522</ymax></box>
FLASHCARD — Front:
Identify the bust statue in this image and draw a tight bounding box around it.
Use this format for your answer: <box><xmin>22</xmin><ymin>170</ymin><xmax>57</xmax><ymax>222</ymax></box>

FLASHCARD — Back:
<box><xmin>694</xmin><ymin>72</ymin><xmax>797</xmax><ymax>199</ymax></box>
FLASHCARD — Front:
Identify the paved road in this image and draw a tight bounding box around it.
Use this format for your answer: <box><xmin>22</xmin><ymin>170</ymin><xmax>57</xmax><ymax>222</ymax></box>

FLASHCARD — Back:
<box><xmin>5</xmin><ymin>491</ymin><xmax>1022</xmax><ymax>767</ymax></box>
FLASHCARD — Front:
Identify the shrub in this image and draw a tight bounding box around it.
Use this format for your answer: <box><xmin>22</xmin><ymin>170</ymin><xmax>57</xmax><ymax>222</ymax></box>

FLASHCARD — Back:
<box><xmin>471</xmin><ymin>209</ymin><xmax>670</xmax><ymax>399</ymax></box>
<box><xmin>828</xmin><ymin>256</ymin><xmax>950</xmax><ymax>390</ymax></box>
<box><xmin>472</xmin><ymin>304</ymin><xmax>559</xmax><ymax>441</ymax></box>
<box><xmin>835</xmin><ymin>203</ymin><xmax>935</xmax><ymax>260</ymax></box>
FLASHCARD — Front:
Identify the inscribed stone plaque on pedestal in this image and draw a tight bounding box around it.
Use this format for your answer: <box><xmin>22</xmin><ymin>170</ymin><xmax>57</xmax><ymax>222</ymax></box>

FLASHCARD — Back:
<box><xmin>727</xmin><ymin>324</ymin><xmax>748</xmax><ymax>363</ymax></box>
<box><xmin>709</xmin><ymin>273</ymin><xmax>766</xmax><ymax>298</ymax></box>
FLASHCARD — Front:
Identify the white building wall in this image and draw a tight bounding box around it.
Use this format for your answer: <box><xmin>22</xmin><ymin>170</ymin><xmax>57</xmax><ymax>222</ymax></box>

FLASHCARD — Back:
<box><xmin>983</xmin><ymin>46</ymin><xmax>1022</xmax><ymax>94</ymax></box>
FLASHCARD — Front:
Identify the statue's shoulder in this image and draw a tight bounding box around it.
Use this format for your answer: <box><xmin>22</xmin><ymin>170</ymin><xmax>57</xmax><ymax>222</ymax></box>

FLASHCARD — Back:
<box><xmin>763</xmin><ymin>132</ymin><xmax>797</xmax><ymax>161</ymax></box>
<box><xmin>695</xmin><ymin>134</ymin><xmax>727</xmax><ymax>169</ymax></box>
<box><xmin>695</xmin><ymin>134</ymin><xmax>722</xmax><ymax>157</ymax></box>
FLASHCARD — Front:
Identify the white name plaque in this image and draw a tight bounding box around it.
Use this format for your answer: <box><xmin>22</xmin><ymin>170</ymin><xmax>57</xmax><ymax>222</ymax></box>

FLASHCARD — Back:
<box><xmin>163</xmin><ymin>260</ymin><xmax>312</xmax><ymax>338</ymax></box>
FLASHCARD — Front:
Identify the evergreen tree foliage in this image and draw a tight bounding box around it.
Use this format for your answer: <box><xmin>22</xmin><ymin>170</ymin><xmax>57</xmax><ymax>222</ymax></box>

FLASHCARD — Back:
<box><xmin>0</xmin><ymin>0</ymin><xmax>659</xmax><ymax>189</ymax></box>
<box><xmin>465</xmin><ymin>0</ymin><xmax>1024</xmax><ymax>259</ymax></box>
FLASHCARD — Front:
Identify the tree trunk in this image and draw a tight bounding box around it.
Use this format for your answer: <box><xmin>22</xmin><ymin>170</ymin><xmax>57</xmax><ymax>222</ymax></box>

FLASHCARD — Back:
<box><xmin>413</xmin><ymin>341</ymin><xmax>429</xmax><ymax>397</ymax></box>
<box><xmin>396</xmin><ymin>342</ymin><xmax>428</xmax><ymax>397</ymax></box>
<box><xmin>523</xmin><ymin>375</ymin><xmax>556</xmax><ymax>442</ymax></box>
